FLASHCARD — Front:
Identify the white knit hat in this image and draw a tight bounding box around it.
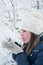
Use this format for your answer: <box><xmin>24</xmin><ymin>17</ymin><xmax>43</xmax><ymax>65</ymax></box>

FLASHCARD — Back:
<box><xmin>15</xmin><ymin>10</ymin><xmax>43</xmax><ymax>35</ymax></box>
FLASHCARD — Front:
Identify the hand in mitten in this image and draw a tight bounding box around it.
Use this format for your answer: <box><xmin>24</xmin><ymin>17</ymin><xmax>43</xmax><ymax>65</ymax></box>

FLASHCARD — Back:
<box><xmin>12</xmin><ymin>53</ymin><xmax>17</xmax><ymax>60</ymax></box>
<box><xmin>13</xmin><ymin>52</ymin><xmax>30</xmax><ymax>65</ymax></box>
<box><xmin>2</xmin><ymin>38</ymin><xmax>24</xmax><ymax>54</ymax></box>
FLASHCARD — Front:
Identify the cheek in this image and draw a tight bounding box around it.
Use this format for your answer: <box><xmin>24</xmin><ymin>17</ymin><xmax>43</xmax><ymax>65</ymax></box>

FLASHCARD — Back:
<box><xmin>25</xmin><ymin>33</ymin><xmax>31</xmax><ymax>43</ymax></box>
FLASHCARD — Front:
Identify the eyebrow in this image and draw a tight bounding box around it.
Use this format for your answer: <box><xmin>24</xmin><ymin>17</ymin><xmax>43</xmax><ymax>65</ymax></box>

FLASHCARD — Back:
<box><xmin>22</xmin><ymin>30</ymin><xmax>26</xmax><ymax>32</ymax></box>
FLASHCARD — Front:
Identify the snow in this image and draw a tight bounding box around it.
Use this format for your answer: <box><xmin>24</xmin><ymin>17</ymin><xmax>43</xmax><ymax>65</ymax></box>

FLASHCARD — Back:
<box><xmin>0</xmin><ymin>0</ymin><xmax>24</xmax><ymax>64</ymax></box>
<box><xmin>0</xmin><ymin>20</ymin><xmax>24</xmax><ymax>65</ymax></box>
<box><xmin>0</xmin><ymin>24</ymin><xmax>21</xmax><ymax>65</ymax></box>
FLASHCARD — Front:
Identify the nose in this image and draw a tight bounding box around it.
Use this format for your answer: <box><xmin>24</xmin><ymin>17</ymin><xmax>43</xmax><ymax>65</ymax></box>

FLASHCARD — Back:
<box><xmin>20</xmin><ymin>32</ymin><xmax>23</xmax><ymax>37</ymax></box>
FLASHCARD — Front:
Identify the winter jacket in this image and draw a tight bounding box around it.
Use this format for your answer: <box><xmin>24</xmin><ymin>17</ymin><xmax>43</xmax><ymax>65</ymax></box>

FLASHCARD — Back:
<box><xmin>12</xmin><ymin>39</ymin><xmax>43</xmax><ymax>65</ymax></box>
<box><xmin>29</xmin><ymin>41</ymin><xmax>43</xmax><ymax>65</ymax></box>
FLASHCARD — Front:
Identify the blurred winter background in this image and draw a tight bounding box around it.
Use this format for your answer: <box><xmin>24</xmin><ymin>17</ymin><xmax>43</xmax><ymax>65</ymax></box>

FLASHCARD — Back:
<box><xmin>0</xmin><ymin>0</ymin><xmax>43</xmax><ymax>65</ymax></box>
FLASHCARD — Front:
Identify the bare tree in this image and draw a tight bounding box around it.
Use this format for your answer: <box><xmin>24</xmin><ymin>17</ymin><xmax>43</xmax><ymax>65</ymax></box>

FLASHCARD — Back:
<box><xmin>37</xmin><ymin>0</ymin><xmax>39</xmax><ymax>9</ymax></box>
<box><xmin>0</xmin><ymin>0</ymin><xmax>17</xmax><ymax>33</ymax></box>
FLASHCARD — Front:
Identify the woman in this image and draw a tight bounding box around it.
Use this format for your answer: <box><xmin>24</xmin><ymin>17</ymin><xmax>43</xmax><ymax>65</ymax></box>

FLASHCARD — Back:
<box><xmin>12</xmin><ymin>10</ymin><xmax>43</xmax><ymax>65</ymax></box>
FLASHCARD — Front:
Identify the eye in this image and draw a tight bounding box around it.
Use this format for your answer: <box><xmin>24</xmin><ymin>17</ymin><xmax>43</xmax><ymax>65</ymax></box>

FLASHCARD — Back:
<box><xmin>23</xmin><ymin>30</ymin><xmax>26</xmax><ymax>32</ymax></box>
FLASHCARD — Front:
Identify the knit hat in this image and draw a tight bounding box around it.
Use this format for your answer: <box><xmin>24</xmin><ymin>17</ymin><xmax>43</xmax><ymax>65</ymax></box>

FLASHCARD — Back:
<box><xmin>15</xmin><ymin>10</ymin><xmax>43</xmax><ymax>35</ymax></box>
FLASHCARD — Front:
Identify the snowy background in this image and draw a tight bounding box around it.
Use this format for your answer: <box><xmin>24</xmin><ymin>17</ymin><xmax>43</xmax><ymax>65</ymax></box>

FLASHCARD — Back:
<box><xmin>0</xmin><ymin>0</ymin><xmax>43</xmax><ymax>65</ymax></box>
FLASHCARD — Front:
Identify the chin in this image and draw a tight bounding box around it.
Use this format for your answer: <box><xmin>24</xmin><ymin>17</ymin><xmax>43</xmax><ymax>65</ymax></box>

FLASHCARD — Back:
<box><xmin>24</xmin><ymin>42</ymin><xmax>28</xmax><ymax>44</ymax></box>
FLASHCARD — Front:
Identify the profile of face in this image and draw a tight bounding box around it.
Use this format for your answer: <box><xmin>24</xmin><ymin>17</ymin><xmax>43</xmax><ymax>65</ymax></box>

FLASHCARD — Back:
<box><xmin>20</xmin><ymin>30</ymin><xmax>32</xmax><ymax>44</ymax></box>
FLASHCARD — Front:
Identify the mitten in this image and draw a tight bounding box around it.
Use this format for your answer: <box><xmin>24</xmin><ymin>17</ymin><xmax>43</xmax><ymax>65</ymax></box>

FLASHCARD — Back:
<box><xmin>15</xmin><ymin>52</ymin><xmax>30</xmax><ymax>65</ymax></box>
<box><xmin>2</xmin><ymin>39</ymin><xmax>24</xmax><ymax>54</ymax></box>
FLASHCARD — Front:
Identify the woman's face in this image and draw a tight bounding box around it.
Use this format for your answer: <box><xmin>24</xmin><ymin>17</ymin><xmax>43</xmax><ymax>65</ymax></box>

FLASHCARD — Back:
<box><xmin>20</xmin><ymin>30</ymin><xmax>31</xmax><ymax>44</ymax></box>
